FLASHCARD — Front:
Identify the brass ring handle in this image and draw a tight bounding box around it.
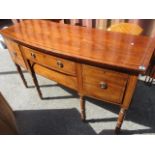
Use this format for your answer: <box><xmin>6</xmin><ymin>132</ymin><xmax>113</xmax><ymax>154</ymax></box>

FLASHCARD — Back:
<box><xmin>56</xmin><ymin>60</ymin><xmax>64</xmax><ymax>68</ymax></box>
<box><xmin>31</xmin><ymin>53</ymin><xmax>36</xmax><ymax>59</ymax></box>
<box><xmin>100</xmin><ymin>81</ymin><xmax>108</xmax><ymax>89</ymax></box>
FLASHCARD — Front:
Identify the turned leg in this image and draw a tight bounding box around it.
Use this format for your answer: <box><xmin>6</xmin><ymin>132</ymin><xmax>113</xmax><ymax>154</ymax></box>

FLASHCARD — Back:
<box><xmin>27</xmin><ymin>62</ymin><xmax>43</xmax><ymax>99</ymax></box>
<box><xmin>15</xmin><ymin>64</ymin><xmax>28</xmax><ymax>88</ymax></box>
<box><xmin>115</xmin><ymin>108</ymin><xmax>126</xmax><ymax>134</ymax></box>
<box><xmin>114</xmin><ymin>75</ymin><xmax>138</xmax><ymax>134</ymax></box>
<box><xmin>80</xmin><ymin>96</ymin><xmax>86</xmax><ymax>121</ymax></box>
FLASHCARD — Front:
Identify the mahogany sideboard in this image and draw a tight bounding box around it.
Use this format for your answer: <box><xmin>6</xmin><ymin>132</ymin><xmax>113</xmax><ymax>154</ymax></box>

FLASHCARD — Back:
<box><xmin>0</xmin><ymin>20</ymin><xmax>155</xmax><ymax>134</ymax></box>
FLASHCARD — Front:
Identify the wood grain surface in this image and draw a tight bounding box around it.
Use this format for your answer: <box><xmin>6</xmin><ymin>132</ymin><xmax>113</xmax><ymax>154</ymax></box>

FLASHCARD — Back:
<box><xmin>1</xmin><ymin>20</ymin><xmax>154</xmax><ymax>74</ymax></box>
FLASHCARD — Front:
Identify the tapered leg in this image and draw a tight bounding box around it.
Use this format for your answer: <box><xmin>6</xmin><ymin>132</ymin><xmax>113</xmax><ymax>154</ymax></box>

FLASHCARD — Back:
<box><xmin>31</xmin><ymin>70</ymin><xmax>43</xmax><ymax>99</ymax></box>
<box><xmin>15</xmin><ymin>64</ymin><xmax>28</xmax><ymax>88</ymax></box>
<box><xmin>115</xmin><ymin>108</ymin><xmax>126</xmax><ymax>134</ymax></box>
<box><xmin>27</xmin><ymin>62</ymin><xmax>43</xmax><ymax>99</ymax></box>
<box><xmin>80</xmin><ymin>96</ymin><xmax>86</xmax><ymax>121</ymax></box>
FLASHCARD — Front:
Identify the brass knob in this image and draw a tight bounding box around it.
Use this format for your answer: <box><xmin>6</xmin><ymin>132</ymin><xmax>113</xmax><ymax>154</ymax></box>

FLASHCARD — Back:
<box><xmin>31</xmin><ymin>53</ymin><xmax>36</xmax><ymax>59</ymax></box>
<box><xmin>100</xmin><ymin>81</ymin><xmax>108</xmax><ymax>89</ymax></box>
<box><xmin>57</xmin><ymin>60</ymin><xmax>64</xmax><ymax>68</ymax></box>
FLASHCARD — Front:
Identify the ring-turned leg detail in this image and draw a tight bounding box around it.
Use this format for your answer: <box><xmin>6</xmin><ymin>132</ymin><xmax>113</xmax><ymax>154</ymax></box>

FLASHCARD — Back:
<box><xmin>80</xmin><ymin>96</ymin><xmax>86</xmax><ymax>122</ymax></box>
<box><xmin>115</xmin><ymin>108</ymin><xmax>126</xmax><ymax>134</ymax></box>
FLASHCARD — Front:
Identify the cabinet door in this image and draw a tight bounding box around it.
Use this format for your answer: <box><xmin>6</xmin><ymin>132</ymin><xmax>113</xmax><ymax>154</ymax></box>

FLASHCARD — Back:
<box><xmin>0</xmin><ymin>92</ymin><xmax>18</xmax><ymax>134</ymax></box>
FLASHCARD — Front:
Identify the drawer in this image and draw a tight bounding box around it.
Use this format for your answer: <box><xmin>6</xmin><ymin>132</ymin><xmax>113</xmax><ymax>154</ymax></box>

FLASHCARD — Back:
<box><xmin>22</xmin><ymin>46</ymin><xmax>77</xmax><ymax>76</ymax></box>
<box><xmin>34</xmin><ymin>64</ymin><xmax>78</xmax><ymax>90</ymax></box>
<box><xmin>82</xmin><ymin>65</ymin><xmax>129</xmax><ymax>104</ymax></box>
<box><xmin>4</xmin><ymin>38</ymin><xmax>26</xmax><ymax>68</ymax></box>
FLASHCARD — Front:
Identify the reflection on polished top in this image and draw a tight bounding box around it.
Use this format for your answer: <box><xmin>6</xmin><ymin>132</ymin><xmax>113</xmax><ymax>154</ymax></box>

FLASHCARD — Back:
<box><xmin>0</xmin><ymin>20</ymin><xmax>155</xmax><ymax>73</ymax></box>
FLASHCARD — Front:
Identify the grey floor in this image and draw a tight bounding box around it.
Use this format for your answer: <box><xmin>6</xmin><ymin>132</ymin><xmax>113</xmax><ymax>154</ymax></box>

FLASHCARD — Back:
<box><xmin>0</xmin><ymin>49</ymin><xmax>155</xmax><ymax>135</ymax></box>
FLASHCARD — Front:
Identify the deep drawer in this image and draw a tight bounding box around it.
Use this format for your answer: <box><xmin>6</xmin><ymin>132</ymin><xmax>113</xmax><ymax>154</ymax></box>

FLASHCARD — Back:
<box><xmin>34</xmin><ymin>64</ymin><xmax>78</xmax><ymax>90</ymax></box>
<box><xmin>82</xmin><ymin>64</ymin><xmax>129</xmax><ymax>104</ymax></box>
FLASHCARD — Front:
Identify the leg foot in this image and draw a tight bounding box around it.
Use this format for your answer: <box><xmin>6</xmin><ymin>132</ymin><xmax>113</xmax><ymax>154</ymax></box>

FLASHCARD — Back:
<box><xmin>115</xmin><ymin>127</ymin><xmax>121</xmax><ymax>135</ymax></box>
<box><xmin>80</xmin><ymin>96</ymin><xmax>86</xmax><ymax>122</ymax></box>
<box><xmin>115</xmin><ymin>108</ymin><xmax>126</xmax><ymax>134</ymax></box>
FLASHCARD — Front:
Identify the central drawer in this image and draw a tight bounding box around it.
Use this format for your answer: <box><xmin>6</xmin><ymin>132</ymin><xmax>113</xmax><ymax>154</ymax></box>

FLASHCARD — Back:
<box><xmin>34</xmin><ymin>64</ymin><xmax>78</xmax><ymax>90</ymax></box>
<box><xmin>22</xmin><ymin>46</ymin><xmax>77</xmax><ymax>76</ymax></box>
<box><xmin>82</xmin><ymin>64</ymin><xmax>129</xmax><ymax>104</ymax></box>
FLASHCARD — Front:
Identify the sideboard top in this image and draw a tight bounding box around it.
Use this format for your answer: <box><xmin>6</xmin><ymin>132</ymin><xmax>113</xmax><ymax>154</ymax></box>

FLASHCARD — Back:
<box><xmin>1</xmin><ymin>20</ymin><xmax>155</xmax><ymax>73</ymax></box>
